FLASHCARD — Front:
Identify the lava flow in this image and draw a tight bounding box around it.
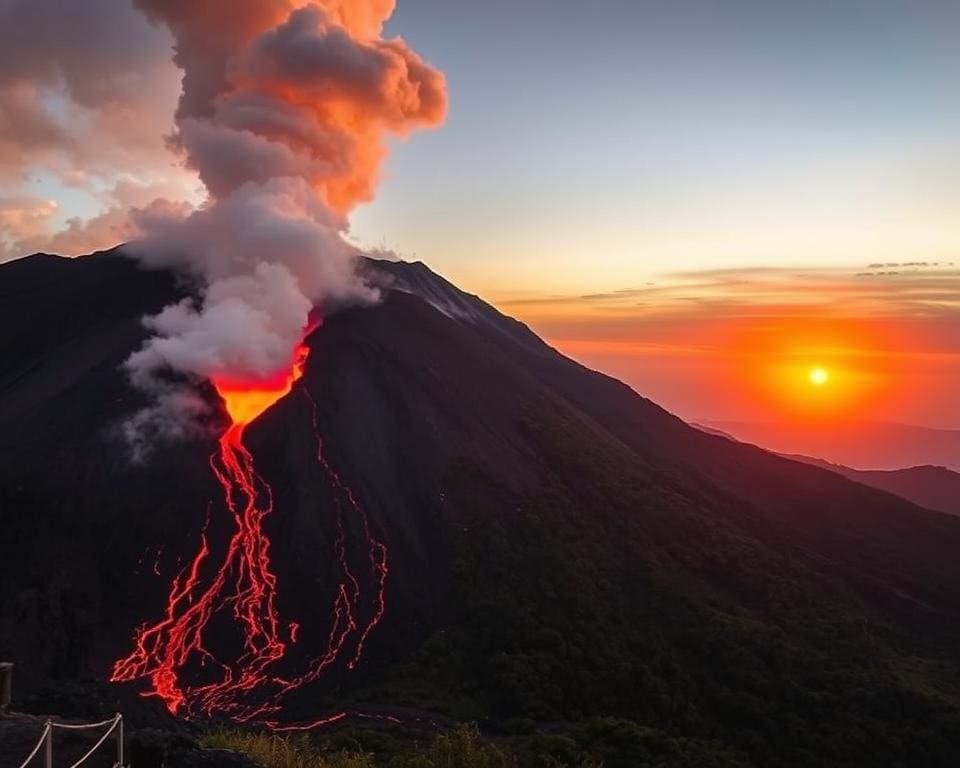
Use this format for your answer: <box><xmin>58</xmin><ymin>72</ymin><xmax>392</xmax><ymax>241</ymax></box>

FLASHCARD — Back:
<box><xmin>112</xmin><ymin>334</ymin><xmax>388</xmax><ymax>724</ymax></box>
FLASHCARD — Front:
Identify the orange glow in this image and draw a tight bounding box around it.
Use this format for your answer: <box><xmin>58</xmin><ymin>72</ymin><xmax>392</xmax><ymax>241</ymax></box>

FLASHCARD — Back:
<box><xmin>537</xmin><ymin>312</ymin><xmax>914</xmax><ymax>425</ymax></box>
<box><xmin>213</xmin><ymin>342</ymin><xmax>311</xmax><ymax>428</ymax></box>
<box><xmin>808</xmin><ymin>367</ymin><xmax>829</xmax><ymax>386</ymax></box>
<box><xmin>739</xmin><ymin>321</ymin><xmax>889</xmax><ymax>423</ymax></box>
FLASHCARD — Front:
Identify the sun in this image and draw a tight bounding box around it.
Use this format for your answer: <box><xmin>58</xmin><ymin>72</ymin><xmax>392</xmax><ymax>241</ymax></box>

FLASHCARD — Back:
<box><xmin>808</xmin><ymin>367</ymin><xmax>830</xmax><ymax>386</ymax></box>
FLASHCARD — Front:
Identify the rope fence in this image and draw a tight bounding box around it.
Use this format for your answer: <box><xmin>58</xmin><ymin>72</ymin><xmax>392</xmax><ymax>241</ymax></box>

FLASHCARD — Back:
<box><xmin>16</xmin><ymin>713</ymin><xmax>124</xmax><ymax>768</ymax></box>
<box><xmin>13</xmin><ymin>722</ymin><xmax>49</xmax><ymax>768</ymax></box>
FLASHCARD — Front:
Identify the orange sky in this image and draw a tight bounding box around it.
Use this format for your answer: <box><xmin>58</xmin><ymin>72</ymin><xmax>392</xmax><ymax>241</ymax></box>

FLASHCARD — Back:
<box><xmin>495</xmin><ymin>262</ymin><xmax>960</xmax><ymax>428</ymax></box>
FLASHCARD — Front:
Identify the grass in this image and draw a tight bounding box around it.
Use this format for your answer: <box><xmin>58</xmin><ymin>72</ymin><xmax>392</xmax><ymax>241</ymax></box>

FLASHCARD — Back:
<box><xmin>199</xmin><ymin>725</ymin><xmax>519</xmax><ymax>768</ymax></box>
<box><xmin>200</xmin><ymin>729</ymin><xmax>375</xmax><ymax>768</ymax></box>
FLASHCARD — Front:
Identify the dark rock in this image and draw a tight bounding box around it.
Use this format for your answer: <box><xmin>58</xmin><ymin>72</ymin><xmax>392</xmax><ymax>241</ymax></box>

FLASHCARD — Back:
<box><xmin>129</xmin><ymin>728</ymin><xmax>259</xmax><ymax>768</ymax></box>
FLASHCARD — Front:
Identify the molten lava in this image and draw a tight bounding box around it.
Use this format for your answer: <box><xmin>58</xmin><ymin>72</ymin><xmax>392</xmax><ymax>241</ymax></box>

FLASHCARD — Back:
<box><xmin>213</xmin><ymin>345</ymin><xmax>311</xmax><ymax>427</ymax></box>
<box><xmin>112</xmin><ymin>334</ymin><xmax>389</xmax><ymax>725</ymax></box>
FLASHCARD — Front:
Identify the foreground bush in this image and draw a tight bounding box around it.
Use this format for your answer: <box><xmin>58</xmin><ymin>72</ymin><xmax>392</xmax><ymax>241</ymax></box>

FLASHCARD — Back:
<box><xmin>201</xmin><ymin>724</ymin><xmax>528</xmax><ymax>768</ymax></box>
<box><xmin>200</xmin><ymin>729</ymin><xmax>375</xmax><ymax>768</ymax></box>
<box><xmin>386</xmin><ymin>725</ymin><xmax>509</xmax><ymax>768</ymax></box>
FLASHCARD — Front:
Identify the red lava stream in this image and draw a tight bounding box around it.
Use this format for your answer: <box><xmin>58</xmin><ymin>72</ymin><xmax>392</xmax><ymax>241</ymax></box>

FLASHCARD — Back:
<box><xmin>111</xmin><ymin>338</ymin><xmax>388</xmax><ymax>727</ymax></box>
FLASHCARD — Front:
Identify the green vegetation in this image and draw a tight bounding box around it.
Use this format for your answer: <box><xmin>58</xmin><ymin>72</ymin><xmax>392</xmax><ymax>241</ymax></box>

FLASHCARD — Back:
<box><xmin>201</xmin><ymin>729</ymin><xmax>375</xmax><ymax>768</ymax></box>
<box><xmin>198</xmin><ymin>719</ymin><xmax>765</xmax><ymax>768</ymax></box>
<box><xmin>364</xmin><ymin>404</ymin><xmax>960</xmax><ymax>767</ymax></box>
<box><xmin>386</xmin><ymin>726</ymin><xmax>510</xmax><ymax>768</ymax></box>
<box><xmin>200</xmin><ymin>725</ymin><xmax>594</xmax><ymax>768</ymax></box>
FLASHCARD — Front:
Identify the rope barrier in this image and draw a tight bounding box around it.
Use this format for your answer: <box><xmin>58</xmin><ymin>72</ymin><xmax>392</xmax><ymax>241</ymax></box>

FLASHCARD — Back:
<box><xmin>50</xmin><ymin>716</ymin><xmax>119</xmax><ymax>731</ymax></box>
<box><xmin>65</xmin><ymin>715</ymin><xmax>121</xmax><ymax>768</ymax></box>
<box><xmin>14</xmin><ymin>713</ymin><xmax>124</xmax><ymax>768</ymax></box>
<box><xmin>15</xmin><ymin>721</ymin><xmax>50</xmax><ymax>768</ymax></box>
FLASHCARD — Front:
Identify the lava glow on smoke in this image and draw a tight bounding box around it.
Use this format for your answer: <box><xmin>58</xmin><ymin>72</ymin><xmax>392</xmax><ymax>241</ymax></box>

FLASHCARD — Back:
<box><xmin>112</xmin><ymin>333</ymin><xmax>388</xmax><ymax>725</ymax></box>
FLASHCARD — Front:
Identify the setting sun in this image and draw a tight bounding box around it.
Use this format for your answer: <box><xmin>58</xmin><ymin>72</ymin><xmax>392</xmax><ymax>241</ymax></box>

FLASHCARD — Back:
<box><xmin>809</xmin><ymin>367</ymin><xmax>830</xmax><ymax>387</ymax></box>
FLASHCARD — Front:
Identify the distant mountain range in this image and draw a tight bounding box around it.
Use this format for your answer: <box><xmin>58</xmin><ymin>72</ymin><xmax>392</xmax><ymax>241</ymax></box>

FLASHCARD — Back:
<box><xmin>694</xmin><ymin>425</ymin><xmax>960</xmax><ymax>518</ymax></box>
<box><xmin>3</xmin><ymin>250</ymin><xmax>960</xmax><ymax>765</ymax></box>
<box><xmin>701</xmin><ymin>419</ymin><xmax>960</xmax><ymax>472</ymax></box>
<box><xmin>784</xmin><ymin>457</ymin><xmax>960</xmax><ymax>518</ymax></box>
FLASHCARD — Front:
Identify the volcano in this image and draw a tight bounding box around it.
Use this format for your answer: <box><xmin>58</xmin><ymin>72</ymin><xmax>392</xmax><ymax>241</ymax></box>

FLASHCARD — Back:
<box><xmin>3</xmin><ymin>249</ymin><xmax>960</xmax><ymax>765</ymax></box>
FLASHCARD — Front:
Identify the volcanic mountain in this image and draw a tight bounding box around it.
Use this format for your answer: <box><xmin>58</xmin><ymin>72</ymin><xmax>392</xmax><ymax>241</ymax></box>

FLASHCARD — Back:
<box><xmin>779</xmin><ymin>456</ymin><xmax>960</xmax><ymax>518</ymax></box>
<box><xmin>695</xmin><ymin>425</ymin><xmax>960</xmax><ymax>518</ymax></box>
<box><xmin>702</xmin><ymin>419</ymin><xmax>960</xmax><ymax>472</ymax></box>
<box><xmin>3</xmin><ymin>249</ymin><xmax>960</xmax><ymax>766</ymax></box>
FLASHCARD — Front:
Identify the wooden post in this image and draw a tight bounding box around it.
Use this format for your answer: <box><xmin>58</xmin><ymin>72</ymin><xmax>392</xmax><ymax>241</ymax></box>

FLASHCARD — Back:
<box><xmin>0</xmin><ymin>662</ymin><xmax>12</xmax><ymax>711</ymax></box>
<box><xmin>44</xmin><ymin>720</ymin><xmax>53</xmax><ymax>768</ymax></box>
<box><xmin>116</xmin><ymin>714</ymin><xmax>124</xmax><ymax>767</ymax></box>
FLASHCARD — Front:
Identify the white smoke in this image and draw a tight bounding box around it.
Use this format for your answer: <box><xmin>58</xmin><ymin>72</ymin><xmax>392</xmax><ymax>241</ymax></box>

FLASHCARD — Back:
<box><xmin>121</xmin><ymin>0</ymin><xmax>445</xmax><ymax>448</ymax></box>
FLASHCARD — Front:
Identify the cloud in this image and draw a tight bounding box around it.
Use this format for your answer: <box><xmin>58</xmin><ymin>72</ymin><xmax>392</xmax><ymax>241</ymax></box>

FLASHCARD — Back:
<box><xmin>120</xmin><ymin>0</ymin><xmax>446</xmax><ymax>442</ymax></box>
<box><xmin>0</xmin><ymin>191</ymin><xmax>193</xmax><ymax>262</ymax></box>
<box><xmin>0</xmin><ymin>0</ymin><xmax>201</xmax><ymax>261</ymax></box>
<box><xmin>46</xmin><ymin>198</ymin><xmax>195</xmax><ymax>258</ymax></box>
<box><xmin>0</xmin><ymin>196</ymin><xmax>58</xmax><ymax>258</ymax></box>
<box><xmin>145</xmin><ymin>3</ymin><xmax>446</xmax><ymax>212</ymax></box>
<box><xmin>495</xmin><ymin>262</ymin><xmax>960</xmax><ymax>371</ymax></box>
<box><xmin>500</xmin><ymin>263</ymin><xmax>960</xmax><ymax>319</ymax></box>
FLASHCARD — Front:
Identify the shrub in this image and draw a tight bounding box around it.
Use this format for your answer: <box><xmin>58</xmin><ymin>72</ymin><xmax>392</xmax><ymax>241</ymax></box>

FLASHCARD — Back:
<box><xmin>200</xmin><ymin>730</ymin><xmax>375</xmax><ymax>768</ymax></box>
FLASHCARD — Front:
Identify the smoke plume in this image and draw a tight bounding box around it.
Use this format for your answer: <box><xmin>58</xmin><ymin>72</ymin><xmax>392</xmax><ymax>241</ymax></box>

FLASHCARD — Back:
<box><xmin>124</xmin><ymin>0</ymin><xmax>446</xmax><ymax>441</ymax></box>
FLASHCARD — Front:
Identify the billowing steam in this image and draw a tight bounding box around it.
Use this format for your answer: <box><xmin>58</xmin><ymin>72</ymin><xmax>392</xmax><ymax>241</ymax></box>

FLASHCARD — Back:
<box><xmin>125</xmin><ymin>0</ymin><xmax>446</xmax><ymax>444</ymax></box>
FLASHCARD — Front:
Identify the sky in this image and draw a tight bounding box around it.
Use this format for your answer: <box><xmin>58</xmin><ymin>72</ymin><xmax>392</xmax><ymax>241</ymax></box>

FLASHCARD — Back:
<box><xmin>1</xmin><ymin>0</ymin><xmax>958</xmax><ymax>428</ymax></box>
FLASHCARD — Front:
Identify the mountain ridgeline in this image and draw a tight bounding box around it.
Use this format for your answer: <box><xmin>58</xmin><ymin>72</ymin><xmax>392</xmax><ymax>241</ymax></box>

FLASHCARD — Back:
<box><xmin>2</xmin><ymin>249</ymin><xmax>960</xmax><ymax>767</ymax></box>
<box><xmin>781</xmin><ymin>455</ymin><xmax>960</xmax><ymax>518</ymax></box>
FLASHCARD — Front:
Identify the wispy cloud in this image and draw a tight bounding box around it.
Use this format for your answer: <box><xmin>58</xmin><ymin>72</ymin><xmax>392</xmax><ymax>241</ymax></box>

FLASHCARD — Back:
<box><xmin>493</xmin><ymin>262</ymin><xmax>960</xmax><ymax>426</ymax></box>
<box><xmin>497</xmin><ymin>262</ymin><xmax>960</xmax><ymax>319</ymax></box>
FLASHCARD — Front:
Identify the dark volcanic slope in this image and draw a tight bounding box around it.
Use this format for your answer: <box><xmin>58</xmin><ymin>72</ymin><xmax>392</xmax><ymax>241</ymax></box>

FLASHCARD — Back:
<box><xmin>705</xmin><ymin>419</ymin><xmax>960</xmax><ymax>472</ymax></box>
<box><xmin>697</xmin><ymin>424</ymin><xmax>960</xmax><ymax>518</ymax></box>
<box><xmin>3</xmin><ymin>251</ymin><xmax>960</xmax><ymax>767</ymax></box>
<box><xmin>782</xmin><ymin>455</ymin><xmax>960</xmax><ymax>518</ymax></box>
<box><xmin>835</xmin><ymin>464</ymin><xmax>960</xmax><ymax>518</ymax></box>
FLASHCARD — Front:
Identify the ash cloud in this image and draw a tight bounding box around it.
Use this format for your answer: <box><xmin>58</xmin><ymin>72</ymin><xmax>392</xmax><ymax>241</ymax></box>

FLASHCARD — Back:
<box><xmin>123</xmin><ymin>0</ymin><xmax>447</xmax><ymax>444</ymax></box>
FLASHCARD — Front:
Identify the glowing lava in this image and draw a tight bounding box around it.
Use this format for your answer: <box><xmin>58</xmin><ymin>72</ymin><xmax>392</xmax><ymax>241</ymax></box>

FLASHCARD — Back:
<box><xmin>214</xmin><ymin>345</ymin><xmax>311</xmax><ymax>427</ymax></box>
<box><xmin>112</xmin><ymin>334</ymin><xmax>389</xmax><ymax>725</ymax></box>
